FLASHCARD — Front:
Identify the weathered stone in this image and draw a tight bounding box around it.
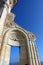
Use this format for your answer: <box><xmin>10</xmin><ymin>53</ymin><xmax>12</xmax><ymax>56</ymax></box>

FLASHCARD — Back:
<box><xmin>0</xmin><ymin>0</ymin><xmax>40</xmax><ymax>65</ymax></box>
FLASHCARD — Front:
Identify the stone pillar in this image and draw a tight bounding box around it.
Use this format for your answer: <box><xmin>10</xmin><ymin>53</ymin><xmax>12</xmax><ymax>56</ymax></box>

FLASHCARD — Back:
<box><xmin>3</xmin><ymin>45</ymin><xmax>11</xmax><ymax>65</ymax></box>
<box><xmin>1</xmin><ymin>43</ymin><xmax>7</xmax><ymax>65</ymax></box>
<box><xmin>0</xmin><ymin>5</ymin><xmax>8</xmax><ymax>54</ymax></box>
<box><xmin>27</xmin><ymin>33</ymin><xmax>40</xmax><ymax>65</ymax></box>
<box><xmin>20</xmin><ymin>46</ymin><xmax>27</xmax><ymax>65</ymax></box>
<box><xmin>1</xmin><ymin>45</ymin><xmax>11</xmax><ymax>65</ymax></box>
<box><xmin>32</xmin><ymin>41</ymin><xmax>40</xmax><ymax>65</ymax></box>
<box><xmin>0</xmin><ymin>0</ymin><xmax>10</xmax><ymax>52</ymax></box>
<box><xmin>20</xmin><ymin>40</ymin><xmax>28</xmax><ymax>65</ymax></box>
<box><xmin>27</xmin><ymin>34</ymin><xmax>40</xmax><ymax>65</ymax></box>
<box><xmin>27</xmin><ymin>39</ymin><xmax>32</xmax><ymax>65</ymax></box>
<box><xmin>0</xmin><ymin>0</ymin><xmax>9</xmax><ymax>36</ymax></box>
<box><xmin>29</xmin><ymin>40</ymin><xmax>35</xmax><ymax>65</ymax></box>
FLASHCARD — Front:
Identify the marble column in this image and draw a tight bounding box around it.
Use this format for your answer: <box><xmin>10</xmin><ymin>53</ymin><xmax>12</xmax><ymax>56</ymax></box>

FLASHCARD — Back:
<box><xmin>3</xmin><ymin>45</ymin><xmax>11</xmax><ymax>65</ymax></box>
<box><xmin>30</xmin><ymin>40</ymin><xmax>36</xmax><ymax>65</ymax></box>
<box><xmin>27</xmin><ymin>39</ymin><xmax>32</xmax><ymax>65</ymax></box>
<box><xmin>32</xmin><ymin>41</ymin><xmax>40</xmax><ymax>65</ymax></box>
<box><xmin>20</xmin><ymin>46</ymin><xmax>27</xmax><ymax>65</ymax></box>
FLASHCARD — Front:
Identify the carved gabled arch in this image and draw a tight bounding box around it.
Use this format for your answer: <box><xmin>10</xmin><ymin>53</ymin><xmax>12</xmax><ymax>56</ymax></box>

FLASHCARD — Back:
<box><xmin>1</xmin><ymin>27</ymin><xmax>40</xmax><ymax>65</ymax></box>
<box><xmin>1</xmin><ymin>27</ymin><xmax>31</xmax><ymax>65</ymax></box>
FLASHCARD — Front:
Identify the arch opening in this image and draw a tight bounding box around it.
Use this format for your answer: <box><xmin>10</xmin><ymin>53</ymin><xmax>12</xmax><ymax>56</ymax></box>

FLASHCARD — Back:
<box><xmin>1</xmin><ymin>28</ymin><xmax>29</xmax><ymax>65</ymax></box>
<box><xmin>9</xmin><ymin>47</ymin><xmax>20</xmax><ymax>65</ymax></box>
<box><xmin>8</xmin><ymin>30</ymin><xmax>28</xmax><ymax>65</ymax></box>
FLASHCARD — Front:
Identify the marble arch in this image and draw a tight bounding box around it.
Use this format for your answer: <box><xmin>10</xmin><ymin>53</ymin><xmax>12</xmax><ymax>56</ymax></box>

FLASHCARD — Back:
<box><xmin>1</xmin><ymin>27</ymin><xmax>31</xmax><ymax>65</ymax></box>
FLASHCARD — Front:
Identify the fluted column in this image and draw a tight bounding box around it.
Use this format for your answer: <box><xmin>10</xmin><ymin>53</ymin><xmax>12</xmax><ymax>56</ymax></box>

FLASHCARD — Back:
<box><xmin>29</xmin><ymin>40</ymin><xmax>36</xmax><ymax>65</ymax></box>
<box><xmin>27</xmin><ymin>39</ymin><xmax>33</xmax><ymax>65</ymax></box>
<box><xmin>27</xmin><ymin>34</ymin><xmax>40</xmax><ymax>65</ymax></box>
<box><xmin>32</xmin><ymin>41</ymin><xmax>40</xmax><ymax>65</ymax></box>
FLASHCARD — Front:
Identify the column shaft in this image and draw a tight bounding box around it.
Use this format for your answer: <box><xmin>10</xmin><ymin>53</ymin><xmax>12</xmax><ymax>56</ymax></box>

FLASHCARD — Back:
<box><xmin>27</xmin><ymin>39</ymin><xmax>33</xmax><ymax>65</ymax></box>
<box><xmin>30</xmin><ymin>40</ymin><xmax>36</xmax><ymax>65</ymax></box>
<box><xmin>32</xmin><ymin>41</ymin><xmax>40</xmax><ymax>65</ymax></box>
<box><xmin>3</xmin><ymin>45</ymin><xmax>11</xmax><ymax>65</ymax></box>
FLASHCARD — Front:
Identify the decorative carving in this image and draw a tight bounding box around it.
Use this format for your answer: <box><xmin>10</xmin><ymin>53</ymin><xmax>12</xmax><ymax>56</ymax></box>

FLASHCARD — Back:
<box><xmin>9</xmin><ymin>0</ymin><xmax>17</xmax><ymax>8</ymax></box>
<box><xmin>0</xmin><ymin>0</ymin><xmax>40</xmax><ymax>65</ymax></box>
<box><xmin>4</xmin><ymin>13</ymin><xmax>15</xmax><ymax>27</ymax></box>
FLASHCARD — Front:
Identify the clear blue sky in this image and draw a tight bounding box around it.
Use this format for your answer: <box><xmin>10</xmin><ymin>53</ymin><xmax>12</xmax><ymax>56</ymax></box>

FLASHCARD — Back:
<box><xmin>10</xmin><ymin>0</ymin><xmax>43</xmax><ymax>63</ymax></box>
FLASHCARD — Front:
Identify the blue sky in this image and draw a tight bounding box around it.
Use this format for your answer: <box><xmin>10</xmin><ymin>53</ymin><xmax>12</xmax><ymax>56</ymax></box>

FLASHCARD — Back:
<box><xmin>10</xmin><ymin>0</ymin><xmax>43</xmax><ymax>62</ymax></box>
<box><xmin>10</xmin><ymin>47</ymin><xmax>20</xmax><ymax>63</ymax></box>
